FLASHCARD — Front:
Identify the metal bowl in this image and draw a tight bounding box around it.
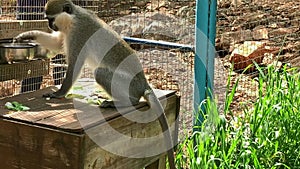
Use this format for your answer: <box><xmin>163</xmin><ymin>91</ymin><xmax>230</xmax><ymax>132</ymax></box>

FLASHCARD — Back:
<box><xmin>0</xmin><ymin>39</ymin><xmax>49</xmax><ymax>64</ymax></box>
<box><xmin>0</xmin><ymin>42</ymin><xmax>36</xmax><ymax>64</ymax></box>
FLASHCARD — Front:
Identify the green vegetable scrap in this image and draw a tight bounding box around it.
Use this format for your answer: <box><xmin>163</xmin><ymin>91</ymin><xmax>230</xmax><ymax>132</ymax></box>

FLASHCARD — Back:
<box><xmin>5</xmin><ymin>101</ymin><xmax>30</xmax><ymax>111</ymax></box>
<box><xmin>65</xmin><ymin>93</ymin><xmax>86</xmax><ymax>99</ymax></box>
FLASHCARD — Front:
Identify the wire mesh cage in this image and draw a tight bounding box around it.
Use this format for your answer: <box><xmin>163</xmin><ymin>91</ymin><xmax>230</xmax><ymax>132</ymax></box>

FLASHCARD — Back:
<box><xmin>2</xmin><ymin>0</ymin><xmax>298</xmax><ymax>131</ymax></box>
<box><xmin>0</xmin><ymin>0</ymin><xmax>100</xmax><ymax>98</ymax></box>
<box><xmin>216</xmin><ymin>0</ymin><xmax>300</xmax><ymax>114</ymax></box>
<box><xmin>0</xmin><ymin>0</ymin><xmax>196</xmax><ymax>132</ymax></box>
<box><xmin>0</xmin><ymin>0</ymin><xmax>99</xmax><ymax>20</ymax></box>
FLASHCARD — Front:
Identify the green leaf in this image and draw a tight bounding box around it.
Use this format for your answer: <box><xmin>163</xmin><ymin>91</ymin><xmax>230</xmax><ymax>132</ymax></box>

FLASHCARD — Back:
<box><xmin>65</xmin><ymin>93</ymin><xmax>86</xmax><ymax>99</ymax></box>
<box><xmin>5</xmin><ymin>101</ymin><xmax>30</xmax><ymax>111</ymax></box>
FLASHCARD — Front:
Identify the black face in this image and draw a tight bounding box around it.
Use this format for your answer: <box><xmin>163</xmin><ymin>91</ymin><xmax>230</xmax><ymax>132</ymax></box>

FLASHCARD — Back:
<box><xmin>45</xmin><ymin>16</ymin><xmax>59</xmax><ymax>31</ymax></box>
<box><xmin>44</xmin><ymin>2</ymin><xmax>73</xmax><ymax>32</ymax></box>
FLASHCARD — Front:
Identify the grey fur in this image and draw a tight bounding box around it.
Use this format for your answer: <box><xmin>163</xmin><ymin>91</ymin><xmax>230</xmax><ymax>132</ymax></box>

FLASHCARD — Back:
<box><xmin>15</xmin><ymin>0</ymin><xmax>175</xmax><ymax>168</ymax></box>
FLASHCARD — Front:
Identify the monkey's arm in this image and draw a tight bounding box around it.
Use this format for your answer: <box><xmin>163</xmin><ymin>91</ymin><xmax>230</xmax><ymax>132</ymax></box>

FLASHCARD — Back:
<box><xmin>43</xmin><ymin>61</ymin><xmax>81</xmax><ymax>98</ymax></box>
<box><xmin>15</xmin><ymin>30</ymin><xmax>64</xmax><ymax>52</ymax></box>
<box><xmin>43</xmin><ymin>42</ymin><xmax>86</xmax><ymax>98</ymax></box>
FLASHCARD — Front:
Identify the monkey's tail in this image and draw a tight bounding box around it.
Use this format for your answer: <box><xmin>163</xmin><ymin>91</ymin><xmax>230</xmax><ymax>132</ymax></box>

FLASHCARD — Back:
<box><xmin>144</xmin><ymin>89</ymin><xmax>176</xmax><ymax>169</ymax></box>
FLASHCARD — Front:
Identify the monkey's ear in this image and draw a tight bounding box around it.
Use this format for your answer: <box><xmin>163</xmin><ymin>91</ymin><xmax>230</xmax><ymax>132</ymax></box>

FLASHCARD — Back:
<box><xmin>63</xmin><ymin>4</ymin><xmax>73</xmax><ymax>14</ymax></box>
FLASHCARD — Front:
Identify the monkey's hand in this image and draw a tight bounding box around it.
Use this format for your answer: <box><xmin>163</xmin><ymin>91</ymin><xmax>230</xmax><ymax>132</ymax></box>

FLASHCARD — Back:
<box><xmin>15</xmin><ymin>31</ymin><xmax>63</xmax><ymax>52</ymax></box>
<box><xmin>43</xmin><ymin>91</ymin><xmax>66</xmax><ymax>99</ymax></box>
<box><xmin>14</xmin><ymin>31</ymin><xmax>39</xmax><ymax>42</ymax></box>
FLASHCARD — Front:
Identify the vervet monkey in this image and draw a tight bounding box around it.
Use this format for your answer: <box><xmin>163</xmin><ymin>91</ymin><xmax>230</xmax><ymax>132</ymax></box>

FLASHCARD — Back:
<box><xmin>15</xmin><ymin>0</ymin><xmax>176</xmax><ymax>168</ymax></box>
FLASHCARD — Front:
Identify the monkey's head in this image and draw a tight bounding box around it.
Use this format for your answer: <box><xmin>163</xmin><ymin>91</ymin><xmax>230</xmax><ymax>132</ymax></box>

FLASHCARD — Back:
<box><xmin>44</xmin><ymin>0</ymin><xmax>74</xmax><ymax>33</ymax></box>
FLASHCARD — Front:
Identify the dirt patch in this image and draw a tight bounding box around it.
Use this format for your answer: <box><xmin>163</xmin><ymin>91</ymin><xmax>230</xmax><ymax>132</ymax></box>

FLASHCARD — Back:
<box><xmin>216</xmin><ymin>0</ymin><xmax>300</xmax><ymax>115</ymax></box>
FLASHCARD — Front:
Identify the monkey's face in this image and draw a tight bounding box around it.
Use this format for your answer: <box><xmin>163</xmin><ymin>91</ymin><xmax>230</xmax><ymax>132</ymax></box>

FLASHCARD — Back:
<box><xmin>44</xmin><ymin>0</ymin><xmax>74</xmax><ymax>33</ymax></box>
<box><xmin>45</xmin><ymin>16</ymin><xmax>58</xmax><ymax>31</ymax></box>
<box><xmin>46</xmin><ymin>13</ymin><xmax>74</xmax><ymax>34</ymax></box>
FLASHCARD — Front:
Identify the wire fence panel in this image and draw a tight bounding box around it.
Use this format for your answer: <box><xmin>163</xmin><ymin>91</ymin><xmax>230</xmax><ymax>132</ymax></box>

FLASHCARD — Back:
<box><xmin>0</xmin><ymin>1</ymin><xmax>98</xmax><ymax>98</ymax></box>
<box><xmin>1</xmin><ymin>0</ymin><xmax>298</xmax><ymax>132</ymax></box>
<box><xmin>0</xmin><ymin>0</ymin><xmax>196</xmax><ymax>133</ymax></box>
<box><xmin>216</xmin><ymin>0</ymin><xmax>300</xmax><ymax>114</ymax></box>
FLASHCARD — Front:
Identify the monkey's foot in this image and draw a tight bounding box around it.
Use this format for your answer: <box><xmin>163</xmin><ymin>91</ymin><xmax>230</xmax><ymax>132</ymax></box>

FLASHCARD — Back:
<box><xmin>100</xmin><ymin>100</ymin><xmax>115</xmax><ymax>108</ymax></box>
<box><xmin>100</xmin><ymin>100</ymin><xmax>139</xmax><ymax>108</ymax></box>
<box><xmin>43</xmin><ymin>92</ymin><xmax>65</xmax><ymax>99</ymax></box>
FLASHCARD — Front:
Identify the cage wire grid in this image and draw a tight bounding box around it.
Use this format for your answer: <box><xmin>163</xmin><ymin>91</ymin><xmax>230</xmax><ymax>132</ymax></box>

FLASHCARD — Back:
<box><xmin>0</xmin><ymin>0</ymin><xmax>196</xmax><ymax>131</ymax></box>
<box><xmin>0</xmin><ymin>0</ymin><xmax>299</xmax><ymax>131</ymax></box>
<box><xmin>216</xmin><ymin>0</ymin><xmax>300</xmax><ymax>115</ymax></box>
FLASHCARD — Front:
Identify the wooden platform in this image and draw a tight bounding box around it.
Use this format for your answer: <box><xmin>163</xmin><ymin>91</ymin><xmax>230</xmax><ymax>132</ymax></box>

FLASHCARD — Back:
<box><xmin>0</xmin><ymin>87</ymin><xmax>179</xmax><ymax>169</ymax></box>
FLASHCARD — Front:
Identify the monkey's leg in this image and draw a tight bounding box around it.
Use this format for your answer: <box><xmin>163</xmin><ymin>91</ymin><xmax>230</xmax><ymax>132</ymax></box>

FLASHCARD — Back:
<box><xmin>95</xmin><ymin>67</ymin><xmax>143</xmax><ymax>108</ymax></box>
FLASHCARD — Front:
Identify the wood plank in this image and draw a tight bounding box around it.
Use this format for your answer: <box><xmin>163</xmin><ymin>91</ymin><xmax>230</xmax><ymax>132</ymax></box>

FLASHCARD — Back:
<box><xmin>145</xmin><ymin>156</ymin><xmax>166</xmax><ymax>169</ymax></box>
<box><xmin>81</xmin><ymin>94</ymin><xmax>178</xmax><ymax>168</ymax></box>
<box><xmin>0</xmin><ymin>119</ymin><xmax>83</xmax><ymax>169</ymax></box>
<box><xmin>2</xmin><ymin>99</ymin><xmax>74</xmax><ymax>120</ymax></box>
<box><xmin>146</xmin><ymin>159</ymin><xmax>159</xmax><ymax>169</ymax></box>
<box><xmin>158</xmin><ymin>156</ymin><xmax>167</xmax><ymax>169</ymax></box>
<box><xmin>0</xmin><ymin>86</ymin><xmax>75</xmax><ymax>124</ymax></box>
<box><xmin>0</xmin><ymin>87</ymin><xmax>177</xmax><ymax>133</ymax></box>
<box><xmin>0</xmin><ymin>86</ymin><xmax>179</xmax><ymax>169</ymax></box>
<box><xmin>59</xmin><ymin>94</ymin><xmax>178</xmax><ymax>132</ymax></box>
<box><xmin>0</xmin><ymin>86</ymin><xmax>58</xmax><ymax>106</ymax></box>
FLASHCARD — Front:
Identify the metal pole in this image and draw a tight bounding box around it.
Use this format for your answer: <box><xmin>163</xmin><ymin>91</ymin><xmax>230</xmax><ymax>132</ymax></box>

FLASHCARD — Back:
<box><xmin>122</xmin><ymin>36</ymin><xmax>194</xmax><ymax>52</ymax></box>
<box><xmin>194</xmin><ymin>0</ymin><xmax>217</xmax><ymax>128</ymax></box>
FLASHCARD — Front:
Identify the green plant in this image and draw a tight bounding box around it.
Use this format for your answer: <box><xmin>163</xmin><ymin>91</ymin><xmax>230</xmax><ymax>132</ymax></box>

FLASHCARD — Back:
<box><xmin>175</xmin><ymin>65</ymin><xmax>300</xmax><ymax>169</ymax></box>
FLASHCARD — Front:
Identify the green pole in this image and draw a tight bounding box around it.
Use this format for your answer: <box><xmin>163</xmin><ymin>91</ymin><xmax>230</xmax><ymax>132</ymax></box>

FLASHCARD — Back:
<box><xmin>194</xmin><ymin>0</ymin><xmax>217</xmax><ymax>129</ymax></box>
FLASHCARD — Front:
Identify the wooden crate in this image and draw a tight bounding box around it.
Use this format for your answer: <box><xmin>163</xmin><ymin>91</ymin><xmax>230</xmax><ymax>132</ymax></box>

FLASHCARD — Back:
<box><xmin>0</xmin><ymin>87</ymin><xmax>180</xmax><ymax>169</ymax></box>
